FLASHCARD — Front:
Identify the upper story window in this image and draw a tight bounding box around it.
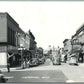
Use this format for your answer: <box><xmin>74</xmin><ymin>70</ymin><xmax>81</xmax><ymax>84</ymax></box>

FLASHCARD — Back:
<box><xmin>8</xmin><ymin>27</ymin><xmax>16</xmax><ymax>46</ymax></box>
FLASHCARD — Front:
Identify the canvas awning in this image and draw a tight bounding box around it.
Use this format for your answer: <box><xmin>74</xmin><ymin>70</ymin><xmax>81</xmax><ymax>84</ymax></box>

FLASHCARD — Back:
<box><xmin>8</xmin><ymin>49</ymin><xmax>19</xmax><ymax>54</ymax></box>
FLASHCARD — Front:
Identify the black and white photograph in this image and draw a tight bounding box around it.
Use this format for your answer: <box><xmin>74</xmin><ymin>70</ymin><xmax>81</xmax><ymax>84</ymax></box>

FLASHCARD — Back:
<box><xmin>0</xmin><ymin>1</ymin><xmax>84</xmax><ymax>83</ymax></box>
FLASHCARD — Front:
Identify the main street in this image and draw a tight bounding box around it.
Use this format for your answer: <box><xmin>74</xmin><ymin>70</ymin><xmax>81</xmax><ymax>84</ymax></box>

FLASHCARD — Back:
<box><xmin>2</xmin><ymin>58</ymin><xmax>84</xmax><ymax>83</ymax></box>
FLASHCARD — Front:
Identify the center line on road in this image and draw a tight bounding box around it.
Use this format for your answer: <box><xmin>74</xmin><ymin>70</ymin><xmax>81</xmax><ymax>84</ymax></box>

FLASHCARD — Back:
<box><xmin>41</xmin><ymin>76</ymin><xmax>50</xmax><ymax>79</ymax></box>
<box><xmin>66</xmin><ymin>80</ymin><xmax>75</xmax><ymax>83</ymax></box>
<box><xmin>22</xmin><ymin>76</ymin><xmax>40</xmax><ymax>79</ymax></box>
<box><xmin>22</xmin><ymin>76</ymin><xmax>50</xmax><ymax>79</ymax></box>
<box><xmin>5</xmin><ymin>76</ymin><xmax>14</xmax><ymax>79</ymax></box>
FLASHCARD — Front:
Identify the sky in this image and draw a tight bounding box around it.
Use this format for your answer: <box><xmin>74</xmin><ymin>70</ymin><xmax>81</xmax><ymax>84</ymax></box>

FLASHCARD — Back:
<box><xmin>0</xmin><ymin>1</ymin><xmax>84</xmax><ymax>49</ymax></box>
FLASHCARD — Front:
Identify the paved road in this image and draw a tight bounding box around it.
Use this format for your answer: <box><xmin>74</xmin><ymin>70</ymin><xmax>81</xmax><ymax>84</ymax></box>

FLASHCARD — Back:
<box><xmin>3</xmin><ymin>70</ymin><xmax>68</xmax><ymax>82</ymax></box>
<box><xmin>3</xmin><ymin>59</ymin><xmax>68</xmax><ymax>83</ymax></box>
<box><xmin>2</xmin><ymin>58</ymin><xmax>84</xmax><ymax>83</ymax></box>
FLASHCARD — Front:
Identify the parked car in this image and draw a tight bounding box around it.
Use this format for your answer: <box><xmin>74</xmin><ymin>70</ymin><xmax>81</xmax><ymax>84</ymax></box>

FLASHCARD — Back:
<box><xmin>61</xmin><ymin>54</ymin><xmax>65</xmax><ymax>62</ymax></box>
<box><xmin>38</xmin><ymin>56</ymin><xmax>45</xmax><ymax>64</ymax></box>
<box><xmin>52</xmin><ymin>56</ymin><xmax>61</xmax><ymax>65</ymax></box>
<box><xmin>69</xmin><ymin>53</ymin><xmax>78</xmax><ymax>65</ymax></box>
<box><xmin>29</xmin><ymin>58</ymin><xmax>39</xmax><ymax>66</ymax></box>
<box><xmin>0</xmin><ymin>70</ymin><xmax>8</xmax><ymax>83</ymax></box>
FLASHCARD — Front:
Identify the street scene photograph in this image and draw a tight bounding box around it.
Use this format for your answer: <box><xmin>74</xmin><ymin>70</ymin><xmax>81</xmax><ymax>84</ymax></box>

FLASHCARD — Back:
<box><xmin>0</xmin><ymin>1</ymin><xmax>84</xmax><ymax>83</ymax></box>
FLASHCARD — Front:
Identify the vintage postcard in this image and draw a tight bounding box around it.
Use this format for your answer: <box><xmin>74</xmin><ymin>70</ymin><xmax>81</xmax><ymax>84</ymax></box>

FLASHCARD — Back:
<box><xmin>0</xmin><ymin>1</ymin><xmax>84</xmax><ymax>83</ymax></box>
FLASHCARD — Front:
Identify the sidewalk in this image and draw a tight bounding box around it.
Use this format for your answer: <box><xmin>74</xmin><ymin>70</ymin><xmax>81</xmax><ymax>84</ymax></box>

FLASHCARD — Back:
<box><xmin>0</xmin><ymin>67</ymin><xmax>22</xmax><ymax>72</ymax></box>
<box><xmin>79</xmin><ymin>63</ymin><xmax>84</xmax><ymax>67</ymax></box>
<box><xmin>1</xmin><ymin>63</ymin><xmax>84</xmax><ymax>72</ymax></box>
<box><xmin>1</xmin><ymin>62</ymin><xmax>84</xmax><ymax>82</ymax></box>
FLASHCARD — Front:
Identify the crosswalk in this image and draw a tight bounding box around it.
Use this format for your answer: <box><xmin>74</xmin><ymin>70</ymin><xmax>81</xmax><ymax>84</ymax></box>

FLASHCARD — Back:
<box><xmin>22</xmin><ymin>76</ymin><xmax>50</xmax><ymax>79</ymax></box>
<box><xmin>2</xmin><ymin>59</ymin><xmax>84</xmax><ymax>83</ymax></box>
<box><xmin>5</xmin><ymin>75</ymin><xmax>74</xmax><ymax>83</ymax></box>
<box><xmin>5</xmin><ymin>76</ymin><xmax>14</xmax><ymax>79</ymax></box>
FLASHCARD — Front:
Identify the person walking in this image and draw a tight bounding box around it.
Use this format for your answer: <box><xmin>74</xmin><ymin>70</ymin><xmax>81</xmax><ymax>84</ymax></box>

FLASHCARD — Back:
<box><xmin>7</xmin><ymin>52</ymin><xmax>14</xmax><ymax>72</ymax></box>
<box><xmin>7</xmin><ymin>53</ymin><xmax>11</xmax><ymax>72</ymax></box>
<box><xmin>79</xmin><ymin>52</ymin><xmax>83</xmax><ymax>63</ymax></box>
<box><xmin>27</xmin><ymin>60</ymin><xmax>30</xmax><ymax>68</ymax></box>
<box><xmin>64</xmin><ymin>54</ymin><xmax>67</xmax><ymax>63</ymax></box>
<box><xmin>7</xmin><ymin>62</ymin><xmax>10</xmax><ymax>72</ymax></box>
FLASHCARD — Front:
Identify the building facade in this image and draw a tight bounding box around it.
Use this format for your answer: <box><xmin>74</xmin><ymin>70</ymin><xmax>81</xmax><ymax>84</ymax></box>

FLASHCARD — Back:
<box><xmin>71</xmin><ymin>25</ymin><xmax>84</xmax><ymax>62</ymax></box>
<box><xmin>71</xmin><ymin>33</ymin><xmax>81</xmax><ymax>53</ymax></box>
<box><xmin>75</xmin><ymin>25</ymin><xmax>84</xmax><ymax>52</ymax></box>
<box><xmin>63</xmin><ymin>39</ymin><xmax>72</xmax><ymax>55</ymax></box>
<box><xmin>0</xmin><ymin>13</ymin><xmax>30</xmax><ymax>67</ymax></box>
<box><xmin>71</xmin><ymin>25</ymin><xmax>84</xmax><ymax>53</ymax></box>
<box><xmin>63</xmin><ymin>39</ymin><xmax>72</xmax><ymax>62</ymax></box>
<box><xmin>28</xmin><ymin>30</ymin><xmax>37</xmax><ymax>57</ymax></box>
<box><xmin>25</xmin><ymin>33</ymin><xmax>30</xmax><ymax>50</ymax></box>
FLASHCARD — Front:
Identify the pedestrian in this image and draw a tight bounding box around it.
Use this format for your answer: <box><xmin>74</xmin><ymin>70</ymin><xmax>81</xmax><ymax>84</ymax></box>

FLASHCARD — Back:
<box><xmin>64</xmin><ymin>54</ymin><xmax>67</xmax><ymax>63</ymax></box>
<box><xmin>27</xmin><ymin>60</ymin><xmax>30</xmax><ymax>68</ymax></box>
<box><xmin>79</xmin><ymin>52</ymin><xmax>83</xmax><ymax>63</ymax></box>
<box><xmin>7</xmin><ymin>62</ymin><xmax>10</xmax><ymax>72</ymax></box>
<box><xmin>22</xmin><ymin>59</ymin><xmax>26</xmax><ymax>69</ymax></box>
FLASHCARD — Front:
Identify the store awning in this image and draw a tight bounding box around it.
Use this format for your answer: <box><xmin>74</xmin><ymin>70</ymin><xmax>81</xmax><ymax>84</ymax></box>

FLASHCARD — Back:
<box><xmin>8</xmin><ymin>49</ymin><xmax>18</xmax><ymax>54</ymax></box>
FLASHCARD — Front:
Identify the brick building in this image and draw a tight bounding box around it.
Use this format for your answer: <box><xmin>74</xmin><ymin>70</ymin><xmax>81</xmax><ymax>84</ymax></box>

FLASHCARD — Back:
<box><xmin>0</xmin><ymin>13</ymin><xmax>30</xmax><ymax>67</ymax></box>
<box><xmin>28</xmin><ymin>30</ymin><xmax>37</xmax><ymax>57</ymax></box>
<box><xmin>71</xmin><ymin>25</ymin><xmax>84</xmax><ymax>53</ymax></box>
<box><xmin>63</xmin><ymin>39</ymin><xmax>72</xmax><ymax>55</ymax></box>
<box><xmin>71</xmin><ymin>25</ymin><xmax>84</xmax><ymax>62</ymax></box>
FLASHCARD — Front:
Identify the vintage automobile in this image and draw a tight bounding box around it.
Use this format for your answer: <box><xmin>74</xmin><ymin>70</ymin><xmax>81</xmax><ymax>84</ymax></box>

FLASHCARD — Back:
<box><xmin>61</xmin><ymin>54</ymin><xmax>65</xmax><ymax>62</ymax></box>
<box><xmin>52</xmin><ymin>56</ymin><xmax>61</xmax><ymax>65</ymax></box>
<box><xmin>51</xmin><ymin>47</ymin><xmax>61</xmax><ymax>65</ymax></box>
<box><xmin>38</xmin><ymin>56</ymin><xmax>45</xmax><ymax>64</ymax></box>
<box><xmin>29</xmin><ymin>58</ymin><xmax>39</xmax><ymax>66</ymax></box>
<box><xmin>69</xmin><ymin>53</ymin><xmax>78</xmax><ymax>65</ymax></box>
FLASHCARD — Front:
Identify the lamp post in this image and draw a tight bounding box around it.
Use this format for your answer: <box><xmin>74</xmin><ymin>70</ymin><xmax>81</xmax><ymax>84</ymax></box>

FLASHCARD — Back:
<box><xmin>20</xmin><ymin>47</ymin><xmax>23</xmax><ymax>65</ymax></box>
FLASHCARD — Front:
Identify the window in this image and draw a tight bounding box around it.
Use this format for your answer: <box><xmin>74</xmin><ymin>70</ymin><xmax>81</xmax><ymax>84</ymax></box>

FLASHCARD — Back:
<box><xmin>8</xmin><ymin>27</ymin><xmax>16</xmax><ymax>46</ymax></box>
